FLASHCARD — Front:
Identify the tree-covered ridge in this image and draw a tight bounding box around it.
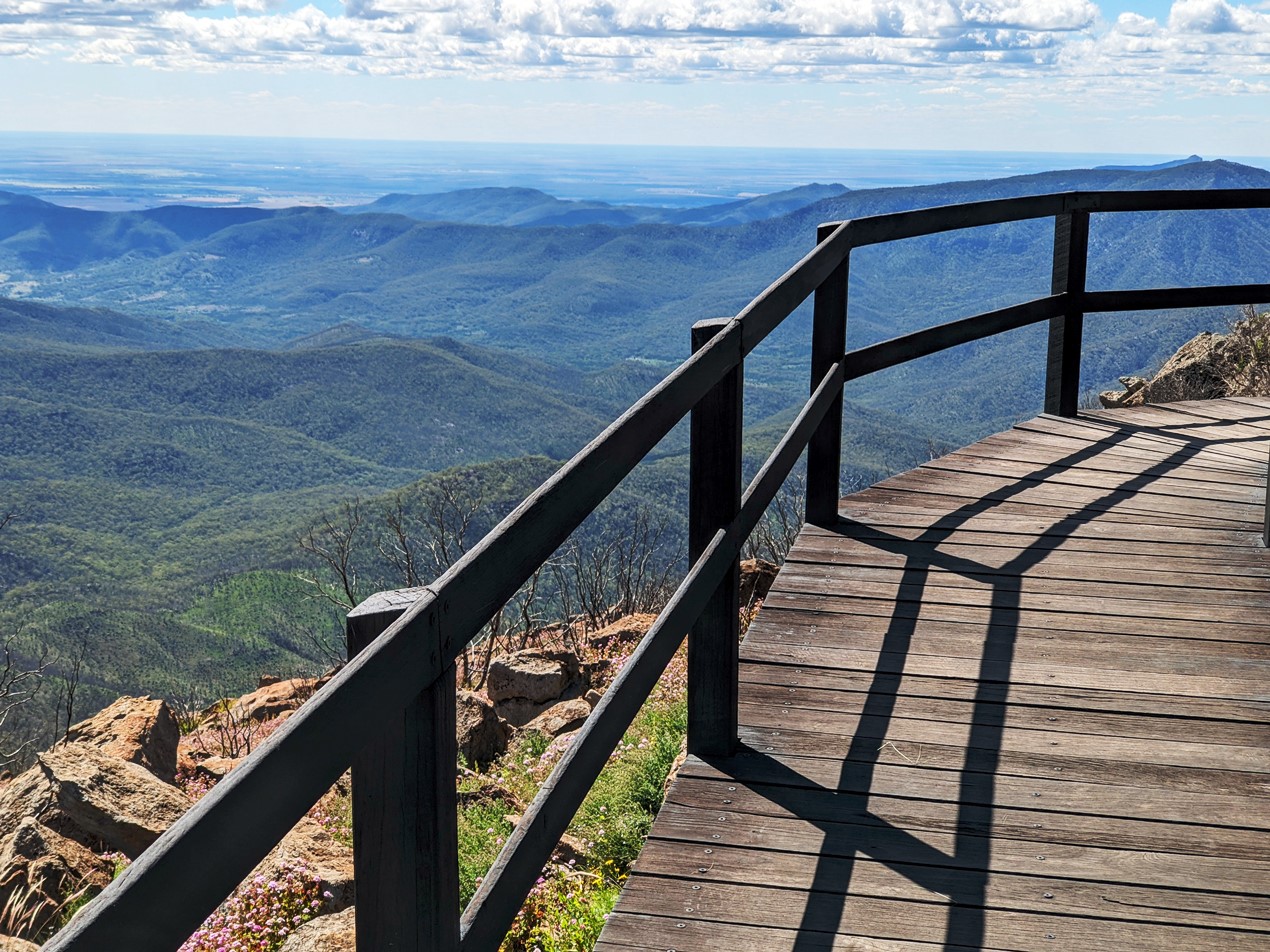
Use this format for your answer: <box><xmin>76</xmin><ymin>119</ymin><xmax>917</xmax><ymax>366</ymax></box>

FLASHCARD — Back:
<box><xmin>3</xmin><ymin>160</ymin><xmax>1266</xmax><ymax>439</ymax></box>
<box><xmin>1</xmin><ymin>162</ymin><xmax>1266</xmax><ymax>767</ymax></box>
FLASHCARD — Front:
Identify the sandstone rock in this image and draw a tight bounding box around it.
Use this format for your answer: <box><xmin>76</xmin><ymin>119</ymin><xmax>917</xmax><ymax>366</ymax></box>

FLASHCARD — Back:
<box><xmin>524</xmin><ymin>698</ymin><xmax>592</xmax><ymax>737</ymax></box>
<box><xmin>0</xmin><ymin>745</ymin><xmax>187</xmax><ymax>858</ymax></box>
<box><xmin>1098</xmin><ymin>387</ymin><xmax>1143</xmax><ymax>408</ymax></box>
<box><xmin>1144</xmin><ymin>331</ymin><xmax>1227</xmax><ymax>403</ymax></box>
<box><xmin>62</xmin><ymin>695</ymin><xmax>180</xmax><ymax>783</ymax></box>
<box><xmin>586</xmin><ymin>613</ymin><xmax>655</xmax><ymax>651</ymax></box>
<box><xmin>0</xmin><ymin>936</ymin><xmax>41</xmax><ymax>951</ymax></box>
<box><xmin>256</xmin><ymin>816</ymin><xmax>355</xmax><ymax>913</ymax></box>
<box><xmin>279</xmin><ymin>906</ymin><xmax>356</xmax><ymax>952</ymax></box>
<box><xmin>0</xmin><ymin>818</ymin><xmax>109</xmax><ymax>941</ymax></box>
<box><xmin>486</xmin><ymin>649</ymin><xmax>581</xmax><ymax>705</ymax></box>
<box><xmin>456</xmin><ymin>691</ymin><xmax>510</xmax><ymax>768</ymax></box>
<box><xmin>226</xmin><ymin>673</ymin><xmax>331</xmax><ymax>724</ymax></box>
<box><xmin>740</xmin><ymin>558</ymin><xmax>779</xmax><ymax>607</ymax></box>
<box><xmin>492</xmin><ymin>696</ymin><xmax>558</xmax><ymax>728</ymax></box>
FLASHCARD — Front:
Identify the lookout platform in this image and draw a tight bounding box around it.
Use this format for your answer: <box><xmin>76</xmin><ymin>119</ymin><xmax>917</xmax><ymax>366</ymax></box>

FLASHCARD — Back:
<box><xmin>596</xmin><ymin>398</ymin><xmax>1270</xmax><ymax>951</ymax></box>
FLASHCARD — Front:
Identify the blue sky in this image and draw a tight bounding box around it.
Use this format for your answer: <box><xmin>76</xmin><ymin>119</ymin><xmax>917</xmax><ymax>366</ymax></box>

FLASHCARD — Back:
<box><xmin>0</xmin><ymin>1</ymin><xmax>1266</xmax><ymax>156</ymax></box>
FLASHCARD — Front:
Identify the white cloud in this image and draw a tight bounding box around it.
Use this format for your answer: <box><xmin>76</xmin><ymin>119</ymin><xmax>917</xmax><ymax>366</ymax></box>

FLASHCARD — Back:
<box><xmin>0</xmin><ymin>0</ymin><xmax>1266</xmax><ymax>93</ymax></box>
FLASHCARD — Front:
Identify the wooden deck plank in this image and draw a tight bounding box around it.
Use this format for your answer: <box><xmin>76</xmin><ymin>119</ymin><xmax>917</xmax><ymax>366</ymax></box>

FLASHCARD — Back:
<box><xmin>737</xmin><ymin>662</ymin><xmax>1270</xmax><ymax>723</ymax></box>
<box><xmin>758</xmin><ymin>590</ymin><xmax>1270</xmax><ymax>646</ymax></box>
<box><xmin>612</xmin><ymin>878</ymin><xmax>1265</xmax><ymax>951</ymax></box>
<box><xmin>631</xmin><ymin>840</ymin><xmax>1270</xmax><ymax>925</ymax></box>
<box><xmin>660</xmin><ymin>775</ymin><xmax>1270</xmax><ymax>873</ymax></box>
<box><xmin>744</xmin><ymin>610</ymin><xmax>1270</xmax><ymax>686</ymax></box>
<box><xmin>596</xmin><ymin>402</ymin><xmax>1270</xmax><ymax>951</ymax></box>
<box><xmin>787</xmin><ymin>535</ymin><xmax>1270</xmax><ymax>580</ymax></box>
<box><xmin>738</xmin><ymin>678</ymin><xmax>1270</xmax><ymax>745</ymax></box>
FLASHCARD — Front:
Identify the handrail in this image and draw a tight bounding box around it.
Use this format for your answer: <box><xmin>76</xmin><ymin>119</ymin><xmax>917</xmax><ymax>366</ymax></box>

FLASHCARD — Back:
<box><xmin>47</xmin><ymin>187</ymin><xmax>1270</xmax><ymax>951</ymax></box>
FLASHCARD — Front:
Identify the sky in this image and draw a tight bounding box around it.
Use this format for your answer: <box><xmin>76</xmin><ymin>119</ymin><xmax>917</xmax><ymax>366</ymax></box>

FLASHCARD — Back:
<box><xmin>0</xmin><ymin>0</ymin><xmax>1266</xmax><ymax>156</ymax></box>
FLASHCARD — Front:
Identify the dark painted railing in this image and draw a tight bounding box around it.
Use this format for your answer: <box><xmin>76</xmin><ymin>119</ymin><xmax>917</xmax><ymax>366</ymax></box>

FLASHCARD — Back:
<box><xmin>47</xmin><ymin>189</ymin><xmax>1270</xmax><ymax>951</ymax></box>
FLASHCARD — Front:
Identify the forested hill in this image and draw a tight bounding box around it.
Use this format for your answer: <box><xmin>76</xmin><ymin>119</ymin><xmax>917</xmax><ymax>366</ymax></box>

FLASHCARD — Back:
<box><xmin>3</xmin><ymin>160</ymin><xmax>1266</xmax><ymax>378</ymax></box>
<box><xmin>1</xmin><ymin>159</ymin><xmax>1267</xmax><ymax>741</ymax></box>
<box><xmin>3</xmin><ymin>159</ymin><xmax>1267</xmax><ymax>437</ymax></box>
<box><xmin>341</xmin><ymin>182</ymin><xmax>849</xmax><ymax>228</ymax></box>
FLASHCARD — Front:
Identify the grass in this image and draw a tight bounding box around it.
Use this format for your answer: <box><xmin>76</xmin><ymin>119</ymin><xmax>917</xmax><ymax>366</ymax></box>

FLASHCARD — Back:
<box><xmin>467</xmin><ymin>634</ymin><xmax>689</xmax><ymax>951</ymax></box>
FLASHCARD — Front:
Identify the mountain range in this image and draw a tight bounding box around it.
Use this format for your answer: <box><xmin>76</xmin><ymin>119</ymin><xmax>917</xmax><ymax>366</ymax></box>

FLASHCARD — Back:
<box><xmin>1</xmin><ymin>158</ymin><xmax>1267</xmax><ymax>732</ymax></box>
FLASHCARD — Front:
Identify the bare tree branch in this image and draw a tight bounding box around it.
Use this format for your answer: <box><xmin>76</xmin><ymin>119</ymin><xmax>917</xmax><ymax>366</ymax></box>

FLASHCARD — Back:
<box><xmin>296</xmin><ymin>498</ymin><xmax>366</xmax><ymax>610</ymax></box>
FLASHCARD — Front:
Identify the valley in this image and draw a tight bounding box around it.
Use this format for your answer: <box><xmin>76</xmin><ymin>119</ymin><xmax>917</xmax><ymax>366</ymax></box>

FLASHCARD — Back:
<box><xmin>1</xmin><ymin>158</ymin><xmax>1268</xmax><ymax>751</ymax></box>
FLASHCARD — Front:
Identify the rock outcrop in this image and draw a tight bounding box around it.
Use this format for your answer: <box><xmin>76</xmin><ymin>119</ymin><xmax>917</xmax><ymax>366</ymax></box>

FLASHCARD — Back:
<box><xmin>61</xmin><ymin>695</ymin><xmax>180</xmax><ymax>783</ymax></box>
<box><xmin>279</xmin><ymin>905</ymin><xmax>355</xmax><ymax>952</ymax></box>
<box><xmin>455</xmin><ymin>691</ymin><xmax>510</xmax><ymax>767</ymax></box>
<box><xmin>1099</xmin><ymin>313</ymin><xmax>1270</xmax><ymax>408</ymax></box>
<box><xmin>740</xmin><ymin>558</ymin><xmax>779</xmax><ymax>607</ymax></box>
<box><xmin>0</xmin><ymin>676</ymin><xmax>351</xmax><ymax>944</ymax></box>
<box><xmin>0</xmin><ymin>726</ymin><xmax>187</xmax><ymax>940</ymax></box>
<box><xmin>486</xmin><ymin>648</ymin><xmax>586</xmax><ymax>728</ymax></box>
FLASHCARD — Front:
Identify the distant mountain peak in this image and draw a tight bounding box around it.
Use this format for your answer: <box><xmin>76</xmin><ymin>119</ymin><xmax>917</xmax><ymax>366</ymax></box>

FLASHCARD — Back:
<box><xmin>1094</xmin><ymin>155</ymin><xmax>1204</xmax><ymax>172</ymax></box>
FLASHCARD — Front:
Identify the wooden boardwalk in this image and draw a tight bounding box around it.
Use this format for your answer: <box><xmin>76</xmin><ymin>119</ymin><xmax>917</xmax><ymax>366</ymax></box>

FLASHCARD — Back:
<box><xmin>596</xmin><ymin>398</ymin><xmax>1270</xmax><ymax>952</ymax></box>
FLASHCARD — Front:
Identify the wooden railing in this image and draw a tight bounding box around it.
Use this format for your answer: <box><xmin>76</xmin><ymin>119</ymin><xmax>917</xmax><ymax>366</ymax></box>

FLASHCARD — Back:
<box><xmin>47</xmin><ymin>188</ymin><xmax>1270</xmax><ymax>951</ymax></box>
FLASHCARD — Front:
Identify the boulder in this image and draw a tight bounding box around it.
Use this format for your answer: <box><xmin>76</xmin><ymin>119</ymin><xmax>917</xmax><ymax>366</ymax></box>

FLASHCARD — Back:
<box><xmin>486</xmin><ymin>649</ymin><xmax>581</xmax><ymax>705</ymax></box>
<box><xmin>586</xmin><ymin>614</ymin><xmax>655</xmax><ymax>652</ymax></box>
<box><xmin>740</xmin><ymin>558</ymin><xmax>779</xmax><ymax>607</ymax></box>
<box><xmin>62</xmin><ymin>695</ymin><xmax>180</xmax><ymax>783</ymax></box>
<box><xmin>491</xmin><ymin>696</ymin><xmax>558</xmax><ymax>729</ymax></box>
<box><xmin>0</xmin><ymin>936</ymin><xmax>41</xmax><ymax>952</ymax></box>
<box><xmin>455</xmin><ymin>691</ymin><xmax>510</xmax><ymax>768</ymax></box>
<box><xmin>279</xmin><ymin>906</ymin><xmax>356</xmax><ymax>952</ymax></box>
<box><xmin>524</xmin><ymin>698</ymin><xmax>592</xmax><ymax>738</ymax></box>
<box><xmin>1144</xmin><ymin>331</ymin><xmax>1227</xmax><ymax>403</ymax></box>
<box><xmin>1098</xmin><ymin>388</ymin><xmax>1139</xmax><ymax>408</ymax></box>
<box><xmin>0</xmin><ymin>745</ymin><xmax>186</xmax><ymax>858</ymax></box>
<box><xmin>256</xmin><ymin>816</ymin><xmax>354</xmax><ymax>913</ymax></box>
<box><xmin>0</xmin><ymin>818</ymin><xmax>109</xmax><ymax>941</ymax></box>
<box><xmin>222</xmin><ymin>673</ymin><xmax>331</xmax><ymax>724</ymax></box>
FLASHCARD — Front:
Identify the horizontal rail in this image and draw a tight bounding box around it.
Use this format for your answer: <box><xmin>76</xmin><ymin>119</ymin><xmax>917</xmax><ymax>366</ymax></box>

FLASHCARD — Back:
<box><xmin>49</xmin><ymin>185</ymin><xmax>1270</xmax><ymax>952</ymax></box>
<box><xmin>826</xmin><ymin>188</ymin><xmax>1270</xmax><ymax>250</ymax></box>
<box><xmin>843</xmin><ymin>295</ymin><xmax>1065</xmax><ymax>382</ymax></box>
<box><xmin>425</xmin><ymin>318</ymin><xmax>743</xmax><ymax>661</ymax></box>
<box><xmin>1085</xmin><ymin>284</ymin><xmax>1270</xmax><ymax>313</ymax></box>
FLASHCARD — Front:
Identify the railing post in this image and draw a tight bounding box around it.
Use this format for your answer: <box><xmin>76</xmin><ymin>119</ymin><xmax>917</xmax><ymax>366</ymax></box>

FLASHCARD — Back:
<box><xmin>1263</xmin><ymin>442</ymin><xmax>1270</xmax><ymax>547</ymax></box>
<box><xmin>1045</xmin><ymin>209</ymin><xmax>1090</xmax><ymax>417</ymax></box>
<box><xmin>688</xmin><ymin>317</ymin><xmax>742</xmax><ymax>759</ymax></box>
<box><xmin>347</xmin><ymin>592</ymin><xmax>459</xmax><ymax>952</ymax></box>
<box><xmin>806</xmin><ymin>222</ymin><xmax>849</xmax><ymax>527</ymax></box>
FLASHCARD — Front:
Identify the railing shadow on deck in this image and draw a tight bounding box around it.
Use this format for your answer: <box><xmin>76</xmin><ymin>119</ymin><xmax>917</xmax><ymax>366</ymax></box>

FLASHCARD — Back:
<box><xmin>46</xmin><ymin>189</ymin><xmax>1270</xmax><ymax>951</ymax></box>
<box><xmin>744</xmin><ymin>421</ymin><xmax>1249</xmax><ymax>951</ymax></box>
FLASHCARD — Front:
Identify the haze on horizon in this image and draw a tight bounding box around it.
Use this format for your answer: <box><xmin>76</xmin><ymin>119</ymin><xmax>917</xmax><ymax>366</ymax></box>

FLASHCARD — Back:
<box><xmin>0</xmin><ymin>0</ymin><xmax>1266</xmax><ymax>158</ymax></box>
